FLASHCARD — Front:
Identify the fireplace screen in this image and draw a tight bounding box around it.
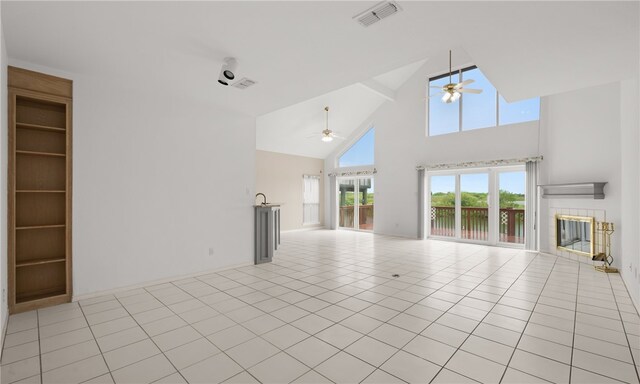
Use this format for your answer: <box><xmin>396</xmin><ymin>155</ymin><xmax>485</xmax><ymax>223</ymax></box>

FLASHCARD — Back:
<box><xmin>556</xmin><ymin>215</ymin><xmax>595</xmax><ymax>256</ymax></box>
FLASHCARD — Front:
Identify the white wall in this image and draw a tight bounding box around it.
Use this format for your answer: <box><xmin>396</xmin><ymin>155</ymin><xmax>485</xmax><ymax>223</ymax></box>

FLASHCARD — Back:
<box><xmin>0</xmin><ymin>2</ymin><xmax>8</xmax><ymax>346</ymax></box>
<box><xmin>620</xmin><ymin>77</ymin><xmax>640</xmax><ymax>307</ymax></box>
<box><xmin>9</xmin><ymin>60</ymin><xmax>256</xmax><ymax>298</ymax></box>
<box><xmin>324</xmin><ymin>62</ymin><xmax>639</xmax><ymax>312</ymax></box>
<box><xmin>326</xmin><ymin>60</ymin><xmax>540</xmax><ymax>238</ymax></box>
<box><xmin>538</xmin><ymin>82</ymin><xmax>622</xmax><ymax>262</ymax></box>
<box><xmin>255</xmin><ymin>150</ymin><xmax>324</xmax><ymax>231</ymax></box>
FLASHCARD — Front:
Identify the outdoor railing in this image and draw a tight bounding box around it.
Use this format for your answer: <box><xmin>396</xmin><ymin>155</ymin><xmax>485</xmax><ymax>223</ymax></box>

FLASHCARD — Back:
<box><xmin>430</xmin><ymin>206</ymin><xmax>525</xmax><ymax>244</ymax></box>
<box><xmin>339</xmin><ymin>204</ymin><xmax>374</xmax><ymax>230</ymax></box>
<box><xmin>338</xmin><ymin>204</ymin><xmax>524</xmax><ymax>242</ymax></box>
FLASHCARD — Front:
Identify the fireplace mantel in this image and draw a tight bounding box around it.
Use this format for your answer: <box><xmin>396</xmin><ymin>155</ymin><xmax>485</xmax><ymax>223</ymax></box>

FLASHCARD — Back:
<box><xmin>540</xmin><ymin>182</ymin><xmax>607</xmax><ymax>199</ymax></box>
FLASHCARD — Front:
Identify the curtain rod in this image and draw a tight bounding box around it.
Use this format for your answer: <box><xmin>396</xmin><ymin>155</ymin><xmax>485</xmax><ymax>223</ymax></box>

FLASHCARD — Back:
<box><xmin>328</xmin><ymin>168</ymin><xmax>377</xmax><ymax>177</ymax></box>
<box><xmin>417</xmin><ymin>156</ymin><xmax>543</xmax><ymax>171</ymax></box>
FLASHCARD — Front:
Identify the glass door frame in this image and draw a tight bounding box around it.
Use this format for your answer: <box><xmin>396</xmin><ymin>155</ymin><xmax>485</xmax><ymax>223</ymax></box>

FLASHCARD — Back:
<box><xmin>336</xmin><ymin>175</ymin><xmax>374</xmax><ymax>232</ymax></box>
<box><xmin>426</xmin><ymin>165</ymin><xmax>525</xmax><ymax>248</ymax></box>
<box><xmin>495</xmin><ymin>165</ymin><xmax>527</xmax><ymax>247</ymax></box>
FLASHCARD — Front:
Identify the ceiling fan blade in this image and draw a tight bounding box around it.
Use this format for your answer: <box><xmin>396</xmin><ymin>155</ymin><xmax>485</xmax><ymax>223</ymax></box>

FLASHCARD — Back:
<box><xmin>458</xmin><ymin>88</ymin><xmax>483</xmax><ymax>94</ymax></box>
<box><xmin>454</xmin><ymin>79</ymin><xmax>475</xmax><ymax>88</ymax></box>
<box><xmin>429</xmin><ymin>85</ymin><xmax>444</xmax><ymax>89</ymax></box>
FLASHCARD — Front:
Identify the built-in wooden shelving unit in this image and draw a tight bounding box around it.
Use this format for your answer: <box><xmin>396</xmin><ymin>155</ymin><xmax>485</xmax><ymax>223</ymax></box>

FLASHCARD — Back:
<box><xmin>8</xmin><ymin>66</ymin><xmax>73</xmax><ymax>313</ymax></box>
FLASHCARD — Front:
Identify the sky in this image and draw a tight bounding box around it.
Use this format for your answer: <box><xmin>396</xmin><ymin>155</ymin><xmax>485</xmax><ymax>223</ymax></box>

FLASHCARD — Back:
<box><xmin>431</xmin><ymin>171</ymin><xmax>525</xmax><ymax>194</ymax></box>
<box><xmin>339</xmin><ymin>127</ymin><xmax>374</xmax><ymax>167</ymax></box>
<box><xmin>429</xmin><ymin>67</ymin><xmax>540</xmax><ymax>136</ymax></box>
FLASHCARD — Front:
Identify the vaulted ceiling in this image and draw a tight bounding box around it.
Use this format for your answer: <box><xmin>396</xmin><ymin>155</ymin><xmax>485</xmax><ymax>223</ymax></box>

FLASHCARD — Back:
<box><xmin>3</xmin><ymin>1</ymin><xmax>638</xmax><ymax>158</ymax></box>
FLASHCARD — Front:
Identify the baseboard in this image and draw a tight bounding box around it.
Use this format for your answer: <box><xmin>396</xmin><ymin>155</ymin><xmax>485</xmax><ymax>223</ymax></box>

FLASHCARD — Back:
<box><xmin>372</xmin><ymin>231</ymin><xmax>420</xmax><ymax>240</ymax></box>
<box><xmin>72</xmin><ymin>261</ymin><xmax>253</xmax><ymax>303</ymax></box>
<box><xmin>282</xmin><ymin>226</ymin><xmax>324</xmax><ymax>233</ymax></box>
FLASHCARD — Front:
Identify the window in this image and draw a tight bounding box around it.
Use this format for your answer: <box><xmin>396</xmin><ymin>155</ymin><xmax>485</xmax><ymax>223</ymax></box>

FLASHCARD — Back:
<box><xmin>338</xmin><ymin>128</ymin><xmax>374</xmax><ymax>167</ymax></box>
<box><xmin>428</xmin><ymin>66</ymin><xmax>540</xmax><ymax>136</ymax></box>
<box><xmin>303</xmin><ymin>175</ymin><xmax>320</xmax><ymax>225</ymax></box>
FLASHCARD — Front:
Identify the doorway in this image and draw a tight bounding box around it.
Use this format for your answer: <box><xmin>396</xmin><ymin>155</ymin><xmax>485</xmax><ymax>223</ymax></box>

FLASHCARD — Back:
<box><xmin>338</xmin><ymin>177</ymin><xmax>374</xmax><ymax>231</ymax></box>
<box><xmin>428</xmin><ymin>166</ymin><xmax>525</xmax><ymax>246</ymax></box>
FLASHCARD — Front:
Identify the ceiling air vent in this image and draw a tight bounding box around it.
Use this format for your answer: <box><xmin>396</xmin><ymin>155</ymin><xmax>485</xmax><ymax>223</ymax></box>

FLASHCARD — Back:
<box><xmin>353</xmin><ymin>1</ymin><xmax>402</xmax><ymax>27</ymax></box>
<box><xmin>232</xmin><ymin>78</ymin><xmax>257</xmax><ymax>90</ymax></box>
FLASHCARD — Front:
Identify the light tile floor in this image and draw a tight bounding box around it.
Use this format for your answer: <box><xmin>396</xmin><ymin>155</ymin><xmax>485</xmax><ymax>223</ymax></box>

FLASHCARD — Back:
<box><xmin>2</xmin><ymin>230</ymin><xmax>639</xmax><ymax>384</ymax></box>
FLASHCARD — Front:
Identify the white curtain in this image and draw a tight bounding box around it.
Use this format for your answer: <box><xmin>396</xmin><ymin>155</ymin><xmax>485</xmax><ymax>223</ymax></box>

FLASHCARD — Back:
<box><xmin>329</xmin><ymin>175</ymin><xmax>337</xmax><ymax>229</ymax></box>
<box><xmin>303</xmin><ymin>175</ymin><xmax>320</xmax><ymax>225</ymax></box>
<box><xmin>525</xmin><ymin>161</ymin><xmax>538</xmax><ymax>250</ymax></box>
<box><xmin>417</xmin><ymin>168</ymin><xmax>425</xmax><ymax>239</ymax></box>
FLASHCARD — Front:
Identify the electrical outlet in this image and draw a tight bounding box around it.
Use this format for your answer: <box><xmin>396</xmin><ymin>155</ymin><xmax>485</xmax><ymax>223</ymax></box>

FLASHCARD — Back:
<box><xmin>208</xmin><ymin>247</ymin><xmax>214</xmax><ymax>256</ymax></box>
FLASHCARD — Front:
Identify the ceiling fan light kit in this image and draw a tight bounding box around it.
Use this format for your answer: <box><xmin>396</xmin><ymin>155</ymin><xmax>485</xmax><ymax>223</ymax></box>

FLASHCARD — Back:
<box><xmin>321</xmin><ymin>132</ymin><xmax>334</xmax><ymax>142</ymax></box>
<box><xmin>321</xmin><ymin>106</ymin><xmax>335</xmax><ymax>143</ymax></box>
<box><xmin>433</xmin><ymin>50</ymin><xmax>483</xmax><ymax>103</ymax></box>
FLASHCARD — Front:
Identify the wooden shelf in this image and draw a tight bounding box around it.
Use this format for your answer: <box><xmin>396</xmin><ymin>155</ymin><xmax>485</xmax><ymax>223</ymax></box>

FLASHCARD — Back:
<box><xmin>16</xmin><ymin>122</ymin><xmax>65</xmax><ymax>133</ymax></box>
<box><xmin>9</xmin><ymin>66</ymin><xmax>72</xmax><ymax>314</ymax></box>
<box><xmin>17</xmin><ymin>190</ymin><xmax>65</xmax><ymax>193</ymax></box>
<box><xmin>16</xmin><ymin>289</ymin><xmax>67</xmax><ymax>304</ymax></box>
<box><xmin>16</xmin><ymin>150</ymin><xmax>65</xmax><ymax>158</ymax></box>
<box><xmin>16</xmin><ymin>224</ymin><xmax>65</xmax><ymax>230</ymax></box>
<box><xmin>17</xmin><ymin>257</ymin><xmax>66</xmax><ymax>268</ymax></box>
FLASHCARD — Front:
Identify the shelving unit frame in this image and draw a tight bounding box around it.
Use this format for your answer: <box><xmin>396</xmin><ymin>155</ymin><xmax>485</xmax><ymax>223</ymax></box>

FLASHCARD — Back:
<box><xmin>8</xmin><ymin>66</ymin><xmax>73</xmax><ymax>313</ymax></box>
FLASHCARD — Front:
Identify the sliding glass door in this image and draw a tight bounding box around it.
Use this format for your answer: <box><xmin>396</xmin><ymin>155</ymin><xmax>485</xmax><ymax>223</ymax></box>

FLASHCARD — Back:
<box><xmin>338</xmin><ymin>179</ymin><xmax>355</xmax><ymax>229</ymax></box>
<box><xmin>460</xmin><ymin>173</ymin><xmax>489</xmax><ymax>241</ymax></box>
<box><xmin>338</xmin><ymin>177</ymin><xmax>374</xmax><ymax>231</ymax></box>
<box><xmin>430</xmin><ymin>175</ymin><xmax>456</xmax><ymax>237</ymax></box>
<box><xmin>498</xmin><ymin>170</ymin><xmax>526</xmax><ymax>245</ymax></box>
<box><xmin>428</xmin><ymin>166</ymin><xmax>525</xmax><ymax>247</ymax></box>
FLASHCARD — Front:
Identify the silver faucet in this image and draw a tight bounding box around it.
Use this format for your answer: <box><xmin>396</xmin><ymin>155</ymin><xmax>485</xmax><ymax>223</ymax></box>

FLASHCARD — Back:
<box><xmin>255</xmin><ymin>193</ymin><xmax>267</xmax><ymax>205</ymax></box>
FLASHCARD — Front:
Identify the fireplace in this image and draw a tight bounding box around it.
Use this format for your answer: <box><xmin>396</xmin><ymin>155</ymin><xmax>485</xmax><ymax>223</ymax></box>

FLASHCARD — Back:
<box><xmin>556</xmin><ymin>214</ymin><xmax>595</xmax><ymax>257</ymax></box>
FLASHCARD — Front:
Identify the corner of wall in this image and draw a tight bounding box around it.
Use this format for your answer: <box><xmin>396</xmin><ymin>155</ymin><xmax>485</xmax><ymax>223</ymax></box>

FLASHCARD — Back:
<box><xmin>0</xmin><ymin>1</ymin><xmax>9</xmax><ymax>350</ymax></box>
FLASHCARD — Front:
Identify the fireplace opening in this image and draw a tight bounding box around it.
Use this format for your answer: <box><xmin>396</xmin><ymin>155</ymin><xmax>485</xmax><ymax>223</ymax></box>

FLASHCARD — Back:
<box><xmin>556</xmin><ymin>214</ymin><xmax>595</xmax><ymax>256</ymax></box>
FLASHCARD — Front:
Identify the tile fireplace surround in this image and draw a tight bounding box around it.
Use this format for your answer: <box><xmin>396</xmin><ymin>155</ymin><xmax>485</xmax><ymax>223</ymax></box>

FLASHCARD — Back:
<box><xmin>547</xmin><ymin>207</ymin><xmax>606</xmax><ymax>265</ymax></box>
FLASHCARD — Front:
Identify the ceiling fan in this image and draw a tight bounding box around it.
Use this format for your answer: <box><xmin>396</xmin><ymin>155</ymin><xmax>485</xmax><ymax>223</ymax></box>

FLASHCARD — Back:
<box><xmin>429</xmin><ymin>50</ymin><xmax>483</xmax><ymax>103</ymax></box>
<box><xmin>308</xmin><ymin>107</ymin><xmax>344</xmax><ymax>142</ymax></box>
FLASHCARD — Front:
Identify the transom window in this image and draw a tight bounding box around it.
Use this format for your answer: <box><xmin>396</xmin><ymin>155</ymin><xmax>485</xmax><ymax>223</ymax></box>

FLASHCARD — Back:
<box><xmin>428</xmin><ymin>66</ymin><xmax>540</xmax><ymax>137</ymax></box>
<box><xmin>338</xmin><ymin>127</ymin><xmax>374</xmax><ymax>167</ymax></box>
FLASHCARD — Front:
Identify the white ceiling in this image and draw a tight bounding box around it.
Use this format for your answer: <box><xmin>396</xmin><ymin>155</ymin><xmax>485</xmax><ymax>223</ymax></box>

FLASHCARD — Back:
<box><xmin>256</xmin><ymin>58</ymin><xmax>427</xmax><ymax>158</ymax></box>
<box><xmin>3</xmin><ymin>1</ymin><xmax>638</xmax><ymax>158</ymax></box>
<box><xmin>257</xmin><ymin>83</ymin><xmax>385</xmax><ymax>159</ymax></box>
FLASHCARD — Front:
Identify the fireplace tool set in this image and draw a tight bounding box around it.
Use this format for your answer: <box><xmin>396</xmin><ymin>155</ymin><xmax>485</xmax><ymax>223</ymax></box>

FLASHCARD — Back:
<box><xmin>592</xmin><ymin>221</ymin><xmax>618</xmax><ymax>273</ymax></box>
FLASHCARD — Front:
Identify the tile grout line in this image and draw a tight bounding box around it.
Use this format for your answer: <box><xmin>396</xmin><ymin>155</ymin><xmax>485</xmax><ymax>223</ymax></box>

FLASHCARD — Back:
<box><xmin>110</xmin><ymin>293</ymin><xmax>192</xmax><ymax>383</ymax></box>
<box><xmin>423</xmin><ymin>251</ymin><xmax>544</xmax><ymax>383</ymax></box>
<box><xmin>37</xmin><ymin>309</ymin><xmax>42</xmax><ymax>384</ymax></box>
<box><xmin>160</xmin><ymin>280</ymin><xmax>271</xmax><ymax>383</ymax></box>
<box><xmin>606</xmin><ymin>272</ymin><xmax>640</xmax><ymax>382</ymax></box>
<box><xmin>567</xmin><ymin>261</ymin><xmax>581</xmax><ymax>384</ymax></box>
<box><xmin>497</xmin><ymin>254</ymin><xmax>562</xmax><ymax>383</ymax></box>
<box><xmin>75</xmin><ymin>302</ymin><xmax>116</xmax><ymax>384</ymax></box>
<box><xmin>357</xmin><ymin>250</ymin><xmax>507</xmax><ymax>379</ymax></box>
<box><xmin>343</xmin><ymin>249</ymin><xmax>511</xmax><ymax>376</ymax></box>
